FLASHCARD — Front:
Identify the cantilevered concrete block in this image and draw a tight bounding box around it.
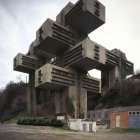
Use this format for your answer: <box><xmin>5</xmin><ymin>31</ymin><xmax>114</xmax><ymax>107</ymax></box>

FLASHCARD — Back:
<box><xmin>106</xmin><ymin>51</ymin><xmax>119</xmax><ymax>66</ymax></box>
<box><xmin>106</xmin><ymin>49</ymin><xmax>134</xmax><ymax>76</ymax></box>
<box><xmin>122</xmin><ymin>59</ymin><xmax>134</xmax><ymax>75</ymax></box>
<box><xmin>35</xmin><ymin>63</ymin><xmax>75</xmax><ymax>89</ymax></box>
<box><xmin>36</xmin><ymin>18</ymin><xmax>74</xmax><ymax>55</ymax></box>
<box><xmin>82</xmin><ymin>76</ymin><xmax>101</xmax><ymax>93</ymax></box>
<box><xmin>13</xmin><ymin>53</ymin><xmax>40</xmax><ymax>73</ymax></box>
<box><xmin>33</xmin><ymin>45</ymin><xmax>56</xmax><ymax>60</ymax></box>
<box><xmin>64</xmin><ymin>0</ymin><xmax>105</xmax><ymax>34</ymax></box>
<box><xmin>64</xmin><ymin>38</ymin><xmax>106</xmax><ymax>71</ymax></box>
<box><xmin>56</xmin><ymin>2</ymin><xmax>74</xmax><ymax>26</ymax></box>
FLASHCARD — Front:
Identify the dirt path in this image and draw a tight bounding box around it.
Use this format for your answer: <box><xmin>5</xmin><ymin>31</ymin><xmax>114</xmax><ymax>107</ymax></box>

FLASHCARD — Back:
<box><xmin>0</xmin><ymin>124</ymin><xmax>140</xmax><ymax>140</ymax></box>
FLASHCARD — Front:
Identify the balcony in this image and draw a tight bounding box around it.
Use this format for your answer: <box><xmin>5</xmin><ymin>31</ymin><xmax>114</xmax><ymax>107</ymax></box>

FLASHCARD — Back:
<box><xmin>64</xmin><ymin>0</ymin><xmax>105</xmax><ymax>34</ymax></box>
<box><xmin>13</xmin><ymin>53</ymin><xmax>40</xmax><ymax>73</ymax></box>
<box><xmin>35</xmin><ymin>19</ymin><xmax>74</xmax><ymax>57</ymax></box>
<box><xmin>35</xmin><ymin>64</ymin><xmax>75</xmax><ymax>89</ymax></box>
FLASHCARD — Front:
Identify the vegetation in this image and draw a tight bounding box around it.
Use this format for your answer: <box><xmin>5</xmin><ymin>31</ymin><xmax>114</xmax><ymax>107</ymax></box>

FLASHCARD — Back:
<box><xmin>0</xmin><ymin>81</ymin><xmax>27</xmax><ymax>121</ymax></box>
<box><xmin>58</xmin><ymin>126</ymin><xmax>70</xmax><ymax>131</ymax></box>
<box><xmin>17</xmin><ymin>118</ymin><xmax>64</xmax><ymax>127</ymax></box>
<box><xmin>66</xmin><ymin>96</ymin><xmax>75</xmax><ymax>117</ymax></box>
<box><xmin>110</xmin><ymin>129</ymin><xmax>140</xmax><ymax>134</ymax></box>
<box><xmin>89</xmin><ymin>79</ymin><xmax>140</xmax><ymax>110</ymax></box>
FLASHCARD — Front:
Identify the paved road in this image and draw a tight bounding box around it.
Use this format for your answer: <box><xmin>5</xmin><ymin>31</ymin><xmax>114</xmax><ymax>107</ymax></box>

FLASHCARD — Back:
<box><xmin>0</xmin><ymin>124</ymin><xmax>140</xmax><ymax>140</ymax></box>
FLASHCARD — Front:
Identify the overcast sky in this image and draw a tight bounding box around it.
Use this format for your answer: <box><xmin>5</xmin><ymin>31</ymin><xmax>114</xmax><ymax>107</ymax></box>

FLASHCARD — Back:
<box><xmin>0</xmin><ymin>0</ymin><xmax>140</xmax><ymax>89</ymax></box>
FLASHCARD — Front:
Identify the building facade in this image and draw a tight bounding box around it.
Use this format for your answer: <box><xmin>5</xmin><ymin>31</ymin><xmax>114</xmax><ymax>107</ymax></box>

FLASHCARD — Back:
<box><xmin>13</xmin><ymin>0</ymin><xmax>134</xmax><ymax>118</ymax></box>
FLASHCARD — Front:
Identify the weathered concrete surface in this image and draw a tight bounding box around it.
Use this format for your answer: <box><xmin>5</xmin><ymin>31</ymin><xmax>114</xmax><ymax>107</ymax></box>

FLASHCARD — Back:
<box><xmin>0</xmin><ymin>124</ymin><xmax>140</xmax><ymax>140</ymax></box>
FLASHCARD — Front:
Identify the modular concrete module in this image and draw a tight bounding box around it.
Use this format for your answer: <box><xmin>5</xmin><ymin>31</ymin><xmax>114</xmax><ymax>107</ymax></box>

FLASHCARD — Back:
<box><xmin>13</xmin><ymin>0</ymin><xmax>134</xmax><ymax>119</ymax></box>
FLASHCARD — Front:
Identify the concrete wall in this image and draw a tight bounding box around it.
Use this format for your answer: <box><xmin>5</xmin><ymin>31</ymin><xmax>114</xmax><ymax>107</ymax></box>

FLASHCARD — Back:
<box><xmin>69</xmin><ymin>119</ymin><xmax>96</xmax><ymax>132</ymax></box>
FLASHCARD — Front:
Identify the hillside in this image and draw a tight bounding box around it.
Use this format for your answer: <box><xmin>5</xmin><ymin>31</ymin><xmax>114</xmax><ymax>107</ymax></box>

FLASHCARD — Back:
<box><xmin>88</xmin><ymin>78</ymin><xmax>140</xmax><ymax>110</ymax></box>
<box><xmin>0</xmin><ymin>78</ymin><xmax>140</xmax><ymax>121</ymax></box>
<box><xmin>0</xmin><ymin>81</ymin><xmax>27</xmax><ymax>121</ymax></box>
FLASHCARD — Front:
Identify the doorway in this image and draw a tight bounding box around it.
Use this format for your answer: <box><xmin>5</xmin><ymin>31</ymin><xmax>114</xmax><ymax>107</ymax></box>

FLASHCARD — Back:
<box><xmin>115</xmin><ymin>115</ymin><xmax>120</xmax><ymax>128</ymax></box>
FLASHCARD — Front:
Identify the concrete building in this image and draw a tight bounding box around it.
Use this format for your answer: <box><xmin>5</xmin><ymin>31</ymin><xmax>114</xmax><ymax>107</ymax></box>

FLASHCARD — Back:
<box><xmin>110</xmin><ymin>111</ymin><xmax>140</xmax><ymax>129</ymax></box>
<box><xmin>13</xmin><ymin>0</ymin><xmax>134</xmax><ymax>118</ymax></box>
<box><xmin>69</xmin><ymin>119</ymin><xmax>96</xmax><ymax>132</ymax></box>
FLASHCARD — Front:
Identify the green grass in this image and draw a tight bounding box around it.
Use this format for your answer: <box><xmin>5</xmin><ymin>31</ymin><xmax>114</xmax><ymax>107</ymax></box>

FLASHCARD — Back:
<box><xmin>110</xmin><ymin>129</ymin><xmax>140</xmax><ymax>134</ymax></box>
<box><xmin>57</xmin><ymin>126</ymin><xmax>70</xmax><ymax>131</ymax></box>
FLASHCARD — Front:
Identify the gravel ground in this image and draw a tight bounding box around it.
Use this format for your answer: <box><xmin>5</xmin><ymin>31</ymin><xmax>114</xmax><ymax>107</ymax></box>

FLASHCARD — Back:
<box><xmin>0</xmin><ymin>124</ymin><xmax>140</xmax><ymax>140</ymax></box>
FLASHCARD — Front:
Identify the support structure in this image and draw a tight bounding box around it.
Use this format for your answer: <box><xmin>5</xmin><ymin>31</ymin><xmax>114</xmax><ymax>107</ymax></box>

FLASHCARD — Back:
<box><xmin>13</xmin><ymin>0</ymin><xmax>134</xmax><ymax>118</ymax></box>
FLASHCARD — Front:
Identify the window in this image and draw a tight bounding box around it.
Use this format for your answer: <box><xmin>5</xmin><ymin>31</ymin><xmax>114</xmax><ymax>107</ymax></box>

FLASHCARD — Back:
<box><xmin>52</xmin><ymin>68</ymin><xmax>74</xmax><ymax>78</ymax></box>
<box><xmin>95</xmin><ymin>53</ymin><xmax>99</xmax><ymax>56</ymax></box>
<box><xmin>39</xmin><ymin>27</ymin><xmax>43</xmax><ymax>34</ymax></box>
<box><xmin>39</xmin><ymin>27</ymin><xmax>43</xmax><ymax>42</ymax></box>
<box><xmin>95</xmin><ymin>1</ymin><xmax>100</xmax><ymax>9</ymax></box>
<box><xmin>95</xmin><ymin>9</ymin><xmax>100</xmax><ymax>17</ymax></box>
<box><xmin>38</xmin><ymin>70</ymin><xmax>42</xmax><ymax>76</ymax></box>
<box><xmin>38</xmin><ymin>70</ymin><xmax>42</xmax><ymax>83</ymax></box>
<box><xmin>95</xmin><ymin>45</ymin><xmax>99</xmax><ymax>49</ymax></box>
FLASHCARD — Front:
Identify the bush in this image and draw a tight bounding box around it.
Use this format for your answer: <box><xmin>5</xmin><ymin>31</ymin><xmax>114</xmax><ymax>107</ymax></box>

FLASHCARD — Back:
<box><xmin>51</xmin><ymin>118</ymin><xmax>64</xmax><ymax>127</ymax></box>
<box><xmin>66</xmin><ymin>96</ymin><xmax>75</xmax><ymax>117</ymax></box>
<box><xmin>17</xmin><ymin>118</ymin><xmax>64</xmax><ymax>127</ymax></box>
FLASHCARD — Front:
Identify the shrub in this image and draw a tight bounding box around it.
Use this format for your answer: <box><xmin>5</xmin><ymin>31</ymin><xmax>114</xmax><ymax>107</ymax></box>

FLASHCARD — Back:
<box><xmin>50</xmin><ymin>118</ymin><xmax>64</xmax><ymax>127</ymax></box>
<box><xmin>66</xmin><ymin>96</ymin><xmax>75</xmax><ymax>117</ymax></box>
<box><xmin>17</xmin><ymin>118</ymin><xmax>64</xmax><ymax>127</ymax></box>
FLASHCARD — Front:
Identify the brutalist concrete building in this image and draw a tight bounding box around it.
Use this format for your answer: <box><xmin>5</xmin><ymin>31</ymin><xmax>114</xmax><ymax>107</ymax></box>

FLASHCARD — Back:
<box><xmin>13</xmin><ymin>0</ymin><xmax>134</xmax><ymax>119</ymax></box>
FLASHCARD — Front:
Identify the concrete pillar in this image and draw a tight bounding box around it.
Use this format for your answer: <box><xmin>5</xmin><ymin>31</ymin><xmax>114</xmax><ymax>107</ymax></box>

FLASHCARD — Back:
<box><xmin>27</xmin><ymin>72</ymin><xmax>36</xmax><ymax>114</ymax></box>
<box><xmin>68</xmin><ymin>86</ymin><xmax>77</xmax><ymax>118</ymax></box>
<box><xmin>33</xmin><ymin>88</ymin><xmax>37</xmax><ymax>114</ymax></box>
<box><xmin>55</xmin><ymin>91</ymin><xmax>61</xmax><ymax>114</ymax></box>
<box><xmin>80</xmin><ymin>88</ymin><xmax>87</xmax><ymax>119</ymax></box>
<box><xmin>27</xmin><ymin>81</ymin><xmax>31</xmax><ymax>114</ymax></box>
<box><xmin>109</xmin><ymin>66</ymin><xmax>120</xmax><ymax>89</ymax></box>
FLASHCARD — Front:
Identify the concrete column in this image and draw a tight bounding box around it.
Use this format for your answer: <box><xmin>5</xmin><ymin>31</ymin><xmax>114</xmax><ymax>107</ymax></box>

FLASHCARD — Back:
<box><xmin>33</xmin><ymin>88</ymin><xmax>37</xmax><ymax>114</ymax></box>
<box><xmin>68</xmin><ymin>86</ymin><xmax>77</xmax><ymax>118</ymax></box>
<box><xmin>80</xmin><ymin>88</ymin><xmax>87</xmax><ymax>119</ymax></box>
<box><xmin>27</xmin><ymin>72</ymin><xmax>36</xmax><ymax>114</ymax></box>
<box><xmin>55</xmin><ymin>91</ymin><xmax>61</xmax><ymax>114</ymax></box>
<box><xmin>27</xmin><ymin>81</ymin><xmax>31</xmax><ymax>114</ymax></box>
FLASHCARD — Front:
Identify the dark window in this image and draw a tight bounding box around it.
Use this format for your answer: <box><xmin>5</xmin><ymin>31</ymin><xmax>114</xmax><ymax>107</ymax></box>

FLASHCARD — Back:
<box><xmin>95</xmin><ymin>45</ymin><xmax>99</xmax><ymax>49</ymax></box>
<box><xmin>38</xmin><ymin>70</ymin><xmax>42</xmax><ymax>76</ymax></box>
<box><xmin>95</xmin><ymin>9</ymin><xmax>100</xmax><ymax>17</ymax></box>
<box><xmin>39</xmin><ymin>27</ymin><xmax>43</xmax><ymax>34</ymax></box>
<box><xmin>95</xmin><ymin>53</ymin><xmax>99</xmax><ymax>56</ymax></box>
<box><xmin>95</xmin><ymin>1</ymin><xmax>100</xmax><ymax>9</ymax></box>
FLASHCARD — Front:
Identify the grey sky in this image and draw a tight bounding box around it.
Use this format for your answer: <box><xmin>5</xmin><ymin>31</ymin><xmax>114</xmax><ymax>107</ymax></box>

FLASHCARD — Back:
<box><xmin>0</xmin><ymin>0</ymin><xmax>140</xmax><ymax>88</ymax></box>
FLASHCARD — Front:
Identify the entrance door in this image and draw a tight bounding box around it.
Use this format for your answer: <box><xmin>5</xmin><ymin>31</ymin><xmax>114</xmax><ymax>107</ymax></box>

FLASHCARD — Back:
<box><xmin>89</xmin><ymin>124</ymin><xmax>92</xmax><ymax>132</ymax></box>
<box><xmin>116</xmin><ymin>115</ymin><xmax>120</xmax><ymax>128</ymax></box>
<box><xmin>83</xmin><ymin>124</ymin><xmax>87</xmax><ymax>132</ymax></box>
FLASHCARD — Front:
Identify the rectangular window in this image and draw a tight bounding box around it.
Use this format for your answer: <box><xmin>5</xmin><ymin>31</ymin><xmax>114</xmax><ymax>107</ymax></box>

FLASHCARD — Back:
<box><xmin>95</xmin><ymin>9</ymin><xmax>100</xmax><ymax>17</ymax></box>
<box><xmin>95</xmin><ymin>1</ymin><xmax>100</xmax><ymax>9</ymax></box>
